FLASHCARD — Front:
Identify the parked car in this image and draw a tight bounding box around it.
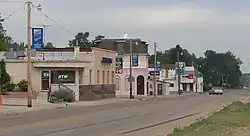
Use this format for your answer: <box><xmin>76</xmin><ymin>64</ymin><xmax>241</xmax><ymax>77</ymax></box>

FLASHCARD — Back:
<box><xmin>209</xmin><ymin>88</ymin><xmax>223</xmax><ymax>95</ymax></box>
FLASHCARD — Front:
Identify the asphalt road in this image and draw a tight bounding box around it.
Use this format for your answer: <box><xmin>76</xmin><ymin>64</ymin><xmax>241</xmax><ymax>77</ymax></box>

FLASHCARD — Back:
<box><xmin>0</xmin><ymin>90</ymin><xmax>248</xmax><ymax>136</ymax></box>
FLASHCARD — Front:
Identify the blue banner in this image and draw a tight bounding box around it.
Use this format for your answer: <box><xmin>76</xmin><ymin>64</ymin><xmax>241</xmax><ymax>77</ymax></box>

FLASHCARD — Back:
<box><xmin>132</xmin><ymin>54</ymin><xmax>138</xmax><ymax>67</ymax></box>
<box><xmin>32</xmin><ymin>28</ymin><xmax>44</xmax><ymax>50</ymax></box>
<box><xmin>156</xmin><ymin>61</ymin><xmax>161</xmax><ymax>72</ymax></box>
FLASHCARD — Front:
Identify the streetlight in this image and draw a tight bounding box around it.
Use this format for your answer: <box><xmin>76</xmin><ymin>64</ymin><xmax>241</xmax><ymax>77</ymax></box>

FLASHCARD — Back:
<box><xmin>26</xmin><ymin>0</ymin><xmax>42</xmax><ymax>107</ymax></box>
<box><xmin>124</xmin><ymin>34</ymin><xmax>138</xmax><ymax>99</ymax></box>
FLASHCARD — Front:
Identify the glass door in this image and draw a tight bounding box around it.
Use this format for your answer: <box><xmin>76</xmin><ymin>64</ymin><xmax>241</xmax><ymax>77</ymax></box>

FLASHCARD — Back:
<box><xmin>41</xmin><ymin>71</ymin><xmax>50</xmax><ymax>90</ymax></box>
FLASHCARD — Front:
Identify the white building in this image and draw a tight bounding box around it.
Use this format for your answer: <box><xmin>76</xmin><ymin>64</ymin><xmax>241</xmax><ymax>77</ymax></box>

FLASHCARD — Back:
<box><xmin>161</xmin><ymin>65</ymin><xmax>204</xmax><ymax>93</ymax></box>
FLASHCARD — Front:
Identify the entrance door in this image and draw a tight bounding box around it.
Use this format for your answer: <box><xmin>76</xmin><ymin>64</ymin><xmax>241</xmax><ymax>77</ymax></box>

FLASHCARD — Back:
<box><xmin>157</xmin><ymin>84</ymin><xmax>163</xmax><ymax>95</ymax></box>
<box><xmin>137</xmin><ymin>75</ymin><xmax>145</xmax><ymax>95</ymax></box>
<box><xmin>41</xmin><ymin>71</ymin><xmax>50</xmax><ymax>90</ymax></box>
<box><xmin>183</xmin><ymin>84</ymin><xmax>187</xmax><ymax>91</ymax></box>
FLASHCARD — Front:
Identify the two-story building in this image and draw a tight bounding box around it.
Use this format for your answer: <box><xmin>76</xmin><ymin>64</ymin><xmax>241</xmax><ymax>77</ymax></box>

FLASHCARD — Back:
<box><xmin>2</xmin><ymin>47</ymin><xmax>116</xmax><ymax>101</ymax></box>
<box><xmin>96</xmin><ymin>37</ymin><xmax>149</xmax><ymax>97</ymax></box>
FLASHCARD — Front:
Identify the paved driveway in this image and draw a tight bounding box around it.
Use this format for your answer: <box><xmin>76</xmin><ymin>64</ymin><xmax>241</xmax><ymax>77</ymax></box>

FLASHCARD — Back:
<box><xmin>0</xmin><ymin>90</ymin><xmax>248</xmax><ymax>136</ymax></box>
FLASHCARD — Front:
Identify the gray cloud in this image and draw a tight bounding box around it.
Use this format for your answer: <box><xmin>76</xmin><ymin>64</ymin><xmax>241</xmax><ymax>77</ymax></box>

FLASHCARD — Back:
<box><xmin>1</xmin><ymin>0</ymin><xmax>250</xmax><ymax>72</ymax></box>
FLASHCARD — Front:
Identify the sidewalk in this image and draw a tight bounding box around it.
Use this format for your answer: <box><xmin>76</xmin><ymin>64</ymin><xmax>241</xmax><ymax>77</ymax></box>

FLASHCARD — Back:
<box><xmin>0</xmin><ymin>93</ymin><xmax>200</xmax><ymax>115</ymax></box>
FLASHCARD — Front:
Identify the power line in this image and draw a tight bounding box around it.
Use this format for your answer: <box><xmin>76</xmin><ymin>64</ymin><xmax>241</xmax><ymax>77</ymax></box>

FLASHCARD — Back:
<box><xmin>32</xmin><ymin>4</ymin><xmax>75</xmax><ymax>35</ymax></box>
<box><xmin>1</xmin><ymin>6</ymin><xmax>22</xmax><ymax>21</ymax></box>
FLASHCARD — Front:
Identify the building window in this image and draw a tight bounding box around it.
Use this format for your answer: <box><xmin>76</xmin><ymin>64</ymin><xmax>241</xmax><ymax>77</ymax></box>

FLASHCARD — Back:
<box><xmin>125</xmin><ymin>77</ymin><xmax>129</xmax><ymax>91</ymax></box>
<box><xmin>112</xmin><ymin>71</ymin><xmax>114</xmax><ymax>83</ymax></box>
<box><xmin>116</xmin><ymin>77</ymin><xmax>120</xmax><ymax>90</ymax></box>
<box><xmin>79</xmin><ymin>70</ymin><xmax>83</xmax><ymax>84</ymax></box>
<box><xmin>51</xmin><ymin>70</ymin><xmax>75</xmax><ymax>84</ymax></box>
<box><xmin>89</xmin><ymin>70</ymin><xmax>92</xmax><ymax>84</ymax></box>
<box><xmin>97</xmin><ymin>70</ymin><xmax>100</xmax><ymax>84</ymax></box>
<box><xmin>169</xmin><ymin>83</ymin><xmax>174</xmax><ymax>87</ymax></box>
<box><xmin>103</xmin><ymin>71</ymin><xmax>105</xmax><ymax>84</ymax></box>
<box><xmin>107</xmin><ymin>71</ymin><xmax>110</xmax><ymax>84</ymax></box>
<box><xmin>150</xmin><ymin>84</ymin><xmax>152</xmax><ymax>89</ymax></box>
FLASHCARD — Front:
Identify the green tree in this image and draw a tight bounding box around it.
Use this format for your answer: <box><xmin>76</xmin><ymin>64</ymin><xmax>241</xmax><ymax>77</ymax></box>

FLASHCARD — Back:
<box><xmin>92</xmin><ymin>35</ymin><xmax>105</xmax><ymax>47</ymax></box>
<box><xmin>0</xmin><ymin>59</ymin><xmax>11</xmax><ymax>93</ymax></box>
<box><xmin>44</xmin><ymin>42</ymin><xmax>55</xmax><ymax>48</ymax></box>
<box><xmin>197</xmin><ymin>50</ymin><xmax>242</xmax><ymax>88</ymax></box>
<box><xmin>69</xmin><ymin>32</ymin><xmax>92</xmax><ymax>48</ymax></box>
<box><xmin>0</xmin><ymin>14</ymin><xmax>8</xmax><ymax>51</ymax></box>
<box><xmin>148</xmin><ymin>46</ymin><xmax>195</xmax><ymax>66</ymax></box>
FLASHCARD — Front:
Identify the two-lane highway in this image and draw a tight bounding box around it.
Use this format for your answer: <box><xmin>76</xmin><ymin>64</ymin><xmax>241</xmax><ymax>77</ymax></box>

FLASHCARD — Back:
<box><xmin>0</xmin><ymin>90</ymin><xmax>248</xmax><ymax>136</ymax></box>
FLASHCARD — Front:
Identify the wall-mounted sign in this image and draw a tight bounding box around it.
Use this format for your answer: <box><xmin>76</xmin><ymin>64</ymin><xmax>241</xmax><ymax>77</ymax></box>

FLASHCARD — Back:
<box><xmin>58</xmin><ymin>75</ymin><xmax>68</xmax><ymax>79</ymax></box>
<box><xmin>116</xmin><ymin>57</ymin><xmax>123</xmax><ymax>74</ymax></box>
<box><xmin>132</xmin><ymin>54</ymin><xmax>138</xmax><ymax>67</ymax></box>
<box><xmin>149</xmin><ymin>71</ymin><xmax>160</xmax><ymax>76</ymax></box>
<box><xmin>101</xmin><ymin>57</ymin><xmax>112</xmax><ymax>64</ymax></box>
<box><xmin>32</xmin><ymin>28</ymin><xmax>44</xmax><ymax>50</ymax></box>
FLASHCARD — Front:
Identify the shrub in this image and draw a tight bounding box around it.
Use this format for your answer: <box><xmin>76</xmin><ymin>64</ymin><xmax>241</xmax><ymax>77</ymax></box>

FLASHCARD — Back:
<box><xmin>0</xmin><ymin>88</ymin><xmax>8</xmax><ymax>95</ymax></box>
<box><xmin>3</xmin><ymin>81</ymin><xmax>16</xmax><ymax>92</ymax></box>
<box><xmin>18</xmin><ymin>79</ymin><xmax>28</xmax><ymax>92</ymax></box>
<box><xmin>53</xmin><ymin>88</ymin><xmax>75</xmax><ymax>102</ymax></box>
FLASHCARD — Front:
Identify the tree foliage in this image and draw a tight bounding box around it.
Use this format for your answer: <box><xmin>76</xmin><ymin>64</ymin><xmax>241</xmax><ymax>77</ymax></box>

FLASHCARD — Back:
<box><xmin>68</xmin><ymin>32</ymin><xmax>105</xmax><ymax>48</ymax></box>
<box><xmin>0</xmin><ymin>59</ymin><xmax>11</xmax><ymax>87</ymax></box>
<box><xmin>44</xmin><ymin>42</ymin><xmax>55</xmax><ymax>48</ymax></box>
<box><xmin>149</xmin><ymin>46</ymin><xmax>242</xmax><ymax>88</ymax></box>
<box><xmin>0</xmin><ymin>14</ymin><xmax>8</xmax><ymax>51</ymax></box>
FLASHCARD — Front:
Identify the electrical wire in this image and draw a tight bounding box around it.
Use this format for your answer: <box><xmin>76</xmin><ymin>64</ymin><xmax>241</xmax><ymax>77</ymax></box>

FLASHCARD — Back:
<box><xmin>1</xmin><ymin>6</ymin><xmax>22</xmax><ymax>21</ymax></box>
<box><xmin>32</xmin><ymin>3</ymin><xmax>75</xmax><ymax>35</ymax></box>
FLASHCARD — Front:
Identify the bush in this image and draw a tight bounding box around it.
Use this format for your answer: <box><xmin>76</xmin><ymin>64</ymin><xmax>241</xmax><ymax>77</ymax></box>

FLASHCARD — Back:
<box><xmin>0</xmin><ymin>88</ymin><xmax>8</xmax><ymax>95</ymax></box>
<box><xmin>3</xmin><ymin>81</ymin><xmax>16</xmax><ymax>92</ymax></box>
<box><xmin>18</xmin><ymin>79</ymin><xmax>28</xmax><ymax>92</ymax></box>
<box><xmin>53</xmin><ymin>88</ymin><xmax>75</xmax><ymax>102</ymax></box>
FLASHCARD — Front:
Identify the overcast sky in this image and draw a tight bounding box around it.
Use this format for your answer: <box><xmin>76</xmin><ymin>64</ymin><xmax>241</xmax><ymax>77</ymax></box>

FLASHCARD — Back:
<box><xmin>1</xmin><ymin>0</ymin><xmax>250</xmax><ymax>72</ymax></box>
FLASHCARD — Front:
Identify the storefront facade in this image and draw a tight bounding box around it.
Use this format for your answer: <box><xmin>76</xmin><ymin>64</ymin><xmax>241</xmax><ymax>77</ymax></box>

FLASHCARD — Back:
<box><xmin>4</xmin><ymin>47</ymin><xmax>116</xmax><ymax>101</ymax></box>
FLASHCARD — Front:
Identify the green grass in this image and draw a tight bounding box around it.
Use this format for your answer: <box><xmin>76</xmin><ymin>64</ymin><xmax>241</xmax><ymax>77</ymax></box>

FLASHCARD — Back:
<box><xmin>168</xmin><ymin>101</ymin><xmax>250</xmax><ymax>136</ymax></box>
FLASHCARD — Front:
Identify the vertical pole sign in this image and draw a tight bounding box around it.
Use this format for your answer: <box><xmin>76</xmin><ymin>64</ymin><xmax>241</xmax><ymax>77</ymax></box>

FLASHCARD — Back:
<box><xmin>156</xmin><ymin>61</ymin><xmax>161</xmax><ymax>75</ymax></box>
<box><xmin>132</xmin><ymin>54</ymin><xmax>138</xmax><ymax>67</ymax></box>
<box><xmin>32</xmin><ymin>28</ymin><xmax>44</xmax><ymax>50</ymax></box>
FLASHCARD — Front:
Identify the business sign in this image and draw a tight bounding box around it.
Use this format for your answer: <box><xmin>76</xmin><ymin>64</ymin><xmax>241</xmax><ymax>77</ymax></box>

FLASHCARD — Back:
<box><xmin>116</xmin><ymin>57</ymin><xmax>123</xmax><ymax>74</ymax></box>
<box><xmin>132</xmin><ymin>54</ymin><xmax>138</xmax><ymax>67</ymax></box>
<box><xmin>175</xmin><ymin>62</ymin><xmax>185</xmax><ymax>76</ymax></box>
<box><xmin>32</xmin><ymin>28</ymin><xmax>44</xmax><ymax>50</ymax></box>
<box><xmin>149</xmin><ymin>71</ymin><xmax>160</xmax><ymax>76</ymax></box>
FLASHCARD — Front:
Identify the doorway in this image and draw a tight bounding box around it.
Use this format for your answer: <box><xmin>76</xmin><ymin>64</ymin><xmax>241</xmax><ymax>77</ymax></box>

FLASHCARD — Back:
<box><xmin>137</xmin><ymin>75</ymin><xmax>145</xmax><ymax>95</ymax></box>
<box><xmin>41</xmin><ymin>71</ymin><xmax>50</xmax><ymax>90</ymax></box>
<box><xmin>157</xmin><ymin>84</ymin><xmax>163</xmax><ymax>95</ymax></box>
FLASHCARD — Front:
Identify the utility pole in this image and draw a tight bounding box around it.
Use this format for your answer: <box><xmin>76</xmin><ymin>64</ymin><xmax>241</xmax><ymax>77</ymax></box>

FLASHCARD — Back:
<box><xmin>41</xmin><ymin>24</ymin><xmax>51</xmax><ymax>45</ymax></box>
<box><xmin>129</xmin><ymin>39</ymin><xmax>133</xmax><ymax>99</ymax></box>
<box><xmin>27</xmin><ymin>0</ymin><xmax>32</xmax><ymax>107</ymax></box>
<box><xmin>154</xmin><ymin>42</ymin><xmax>157</xmax><ymax>98</ymax></box>
<box><xmin>177</xmin><ymin>51</ymin><xmax>181</xmax><ymax>95</ymax></box>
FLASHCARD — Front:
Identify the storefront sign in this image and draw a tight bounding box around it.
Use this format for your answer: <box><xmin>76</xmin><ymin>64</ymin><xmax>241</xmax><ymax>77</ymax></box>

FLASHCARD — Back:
<box><xmin>116</xmin><ymin>57</ymin><xmax>123</xmax><ymax>74</ymax></box>
<box><xmin>101</xmin><ymin>57</ymin><xmax>112</xmax><ymax>64</ymax></box>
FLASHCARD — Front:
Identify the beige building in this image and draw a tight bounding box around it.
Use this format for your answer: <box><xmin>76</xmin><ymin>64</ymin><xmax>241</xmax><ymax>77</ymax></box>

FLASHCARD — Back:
<box><xmin>3</xmin><ymin>47</ymin><xmax>116</xmax><ymax>101</ymax></box>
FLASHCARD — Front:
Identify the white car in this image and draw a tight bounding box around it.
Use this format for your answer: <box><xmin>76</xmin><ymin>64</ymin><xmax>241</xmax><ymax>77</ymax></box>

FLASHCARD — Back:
<box><xmin>209</xmin><ymin>88</ymin><xmax>223</xmax><ymax>95</ymax></box>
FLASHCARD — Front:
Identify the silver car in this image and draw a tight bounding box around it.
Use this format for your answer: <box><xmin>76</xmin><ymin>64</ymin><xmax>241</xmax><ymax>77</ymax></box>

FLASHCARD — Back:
<box><xmin>209</xmin><ymin>88</ymin><xmax>223</xmax><ymax>95</ymax></box>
